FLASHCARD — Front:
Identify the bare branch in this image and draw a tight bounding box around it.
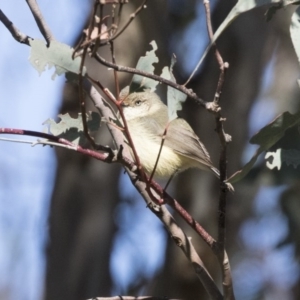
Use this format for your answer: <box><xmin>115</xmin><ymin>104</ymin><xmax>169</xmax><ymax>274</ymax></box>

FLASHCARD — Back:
<box><xmin>125</xmin><ymin>168</ymin><xmax>223</xmax><ymax>300</ymax></box>
<box><xmin>78</xmin><ymin>50</ymin><xmax>99</xmax><ymax>149</ymax></box>
<box><xmin>88</xmin><ymin>83</ymin><xmax>129</xmax><ymax>155</ymax></box>
<box><xmin>202</xmin><ymin>1</ymin><xmax>235</xmax><ymax>299</ymax></box>
<box><xmin>163</xmin><ymin>190</ymin><xmax>217</xmax><ymax>251</ymax></box>
<box><xmin>0</xmin><ymin>9</ymin><xmax>31</xmax><ymax>45</ymax></box>
<box><xmin>26</xmin><ymin>0</ymin><xmax>55</xmax><ymax>44</ymax></box>
<box><xmin>109</xmin><ymin>41</ymin><xmax>120</xmax><ymax>97</ymax></box>
<box><xmin>148</xmin><ymin>123</ymin><xmax>169</xmax><ymax>182</ymax></box>
<box><xmin>104</xmin><ymin>0</ymin><xmax>148</xmax><ymax>43</ymax></box>
<box><xmin>203</xmin><ymin>0</ymin><xmax>224</xmax><ymax>68</ymax></box>
<box><xmin>93</xmin><ymin>52</ymin><xmax>208</xmax><ymax>108</ymax></box>
<box><xmin>88</xmin><ymin>76</ymin><xmax>149</xmax><ymax>183</ymax></box>
<box><xmin>0</xmin><ymin>128</ymin><xmax>112</xmax><ymax>162</ymax></box>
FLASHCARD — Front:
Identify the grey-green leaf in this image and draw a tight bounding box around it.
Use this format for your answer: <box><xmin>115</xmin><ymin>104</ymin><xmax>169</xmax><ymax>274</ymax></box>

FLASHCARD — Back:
<box><xmin>29</xmin><ymin>39</ymin><xmax>86</xmax><ymax>80</ymax></box>
<box><xmin>43</xmin><ymin>112</ymin><xmax>100</xmax><ymax>145</ymax></box>
<box><xmin>129</xmin><ymin>41</ymin><xmax>159</xmax><ymax>93</ymax></box>
<box><xmin>161</xmin><ymin>55</ymin><xmax>187</xmax><ymax>121</ymax></box>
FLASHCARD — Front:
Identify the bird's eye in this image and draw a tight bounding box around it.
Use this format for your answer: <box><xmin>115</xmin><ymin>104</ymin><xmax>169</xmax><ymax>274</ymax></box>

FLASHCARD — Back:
<box><xmin>135</xmin><ymin>100</ymin><xmax>142</xmax><ymax>106</ymax></box>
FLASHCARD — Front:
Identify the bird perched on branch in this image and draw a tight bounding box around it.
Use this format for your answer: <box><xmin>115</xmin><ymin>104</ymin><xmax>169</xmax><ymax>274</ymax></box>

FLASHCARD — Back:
<box><xmin>121</xmin><ymin>91</ymin><xmax>233</xmax><ymax>192</ymax></box>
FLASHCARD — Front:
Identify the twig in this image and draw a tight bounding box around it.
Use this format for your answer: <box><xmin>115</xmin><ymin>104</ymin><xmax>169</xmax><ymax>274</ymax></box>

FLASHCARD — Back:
<box><xmin>101</xmin><ymin>0</ymin><xmax>148</xmax><ymax>44</ymax></box>
<box><xmin>88</xmin><ymin>76</ymin><xmax>147</xmax><ymax>181</ymax></box>
<box><xmin>0</xmin><ymin>136</ymin><xmax>77</xmax><ymax>151</ymax></box>
<box><xmin>125</xmin><ymin>168</ymin><xmax>223</xmax><ymax>300</ymax></box>
<box><xmin>183</xmin><ymin>1</ymin><xmax>225</xmax><ymax>86</ymax></box>
<box><xmin>109</xmin><ymin>41</ymin><xmax>120</xmax><ymax>97</ymax></box>
<box><xmin>78</xmin><ymin>50</ymin><xmax>98</xmax><ymax>149</ymax></box>
<box><xmin>87</xmin><ymin>82</ymin><xmax>142</xmax><ymax>176</ymax></box>
<box><xmin>116</xmin><ymin>0</ymin><xmax>124</xmax><ymax>28</ymax></box>
<box><xmin>0</xmin><ymin>9</ymin><xmax>31</xmax><ymax>45</ymax></box>
<box><xmin>0</xmin><ymin>128</ymin><xmax>112</xmax><ymax>162</ymax></box>
<box><xmin>163</xmin><ymin>190</ymin><xmax>217</xmax><ymax>251</ymax></box>
<box><xmin>148</xmin><ymin>123</ymin><xmax>169</xmax><ymax>182</ymax></box>
<box><xmin>203</xmin><ymin>0</ymin><xmax>224</xmax><ymax>68</ymax></box>
<box><xmin>26</xmin><ymin>0</ymin><xmax>54</xmax><ymax>44</ymax></box>
<box><xmin>32</xmin><ymin>139</ymin><xmax>77</xmax><ymax>150</ymax></box>
<box><xmin>203</xmin><ymin>1</ymin><xmax>235</xmax><ymax>299</ymax></box>
<box><xmin>76</xmin><ymin>3</ymin><xmax>114</xmax><ymax>151</ymax></box>
<box><xmin>88</xmin><ymin>85</ymin><xmax>124</xmax><ymax>148</ymax></box>
<box><xmin>91</xmin><ymin>2</ymin><xmax>101</xmax><ymax>55</ymax></box>
<box><xmin>0</xmin><ymin>137</ymin><xmax>35</xmax><ymax>144</ymax></box>
<box><xmin>93</xmin><ymin>52</ymin><xmax>209</xmax><ymax>109</ymax></box>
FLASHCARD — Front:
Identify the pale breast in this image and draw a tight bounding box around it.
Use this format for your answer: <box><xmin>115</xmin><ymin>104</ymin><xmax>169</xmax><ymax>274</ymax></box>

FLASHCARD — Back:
<box><xmin>127</xmin><ymin>119</ymin><xmax>185</xmax><ymax>178</ymax></box>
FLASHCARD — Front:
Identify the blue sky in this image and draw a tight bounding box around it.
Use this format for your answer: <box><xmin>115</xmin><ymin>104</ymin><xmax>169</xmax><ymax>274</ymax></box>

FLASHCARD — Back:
<box><xmin>0</xmin><ymin>2</ymin><xmax>90</xmax><ymax>299</ymax></box>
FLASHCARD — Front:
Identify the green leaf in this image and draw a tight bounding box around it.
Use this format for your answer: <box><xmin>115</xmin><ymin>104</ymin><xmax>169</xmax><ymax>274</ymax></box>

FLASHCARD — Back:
<box><xmin>161</xmin><ymin>55</ymin><xmax>187</xmax><ymax>121</ymax></box>
<box><xmin>43</xmin><ymin>112</ymin><xmax>100</xmax><ymax>145</ymax></box>
<box><xmin>129</xmin><ymin>41</ymin><xmax>159</xmax><ymax>93</ymax></box>
<box><xmin>29</xmin><ymin>39</ymin><xmax>86</xmax><ymax>80</ymax></box>
<box><xmin>228</xmin><ymin>110</ymin><xmax>300</xmax><ymax>183</ymax></box>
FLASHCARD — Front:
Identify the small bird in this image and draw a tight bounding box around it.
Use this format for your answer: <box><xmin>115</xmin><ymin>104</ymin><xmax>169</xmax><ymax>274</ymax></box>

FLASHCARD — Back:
<box><xmin>121</xmin><ymin>91</ymin><xmax>233</xmax><ymax>191</ymax></box>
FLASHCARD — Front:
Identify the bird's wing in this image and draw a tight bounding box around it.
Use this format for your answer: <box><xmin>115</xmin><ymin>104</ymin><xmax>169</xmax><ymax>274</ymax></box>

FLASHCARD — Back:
<box><xmin>163</xmin><ymin>118</ymin><xmax>216</xmax><ymax>170</ymax></box>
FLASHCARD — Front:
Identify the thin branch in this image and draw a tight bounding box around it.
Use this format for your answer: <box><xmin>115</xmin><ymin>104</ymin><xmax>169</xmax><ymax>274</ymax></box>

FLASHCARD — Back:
<box><xmin>183</xmin><ymin>1</ymin><xmax>225</xmax><ymax>86</ymax></box>
<box><xmin>125</xmin><ymin>168</ymin><xmax>223</xmax><ymax>300</ymax></box>
<box><xmin>148</xmin><ymin>123</ymin><xmax>169</xmax><ymax>182</ymax></box>
<box><xmin>87</xmin><ymin>82</ymin><xmax>140</xmax><ymax>174</ymax></box>
<box><xmin>88</xmin><ymin>76</ymin><xmax>147</xmax><ymax>182</ymax></box>
<box><xmin>163</xmin><ymin>190</ymin><xmax>217</xmax><ymax>251</ymax></box>
<box><xmin>109</xmin><ymin>41</ymin><xmax>120</xmax><ymax>97</ymax></box>
<box><xmin>101</xmin><ymin>0</ymin><xmax>148</xmax><ymax>44</ymax></box>
<box><xmin>220</xmin><ymin>250</ymin><xmax>235</xmax><ymax>300</ymax></box>
<box><xmin>0</xmin><ymin>9</ymin><xmax>31</xmax><ymax>45</ymax></box>
<box><xmin>26</xmin><ymin>0</ymin><xmax>55</xmax><ymax>45</ymax></box>
<box><xmin>93</xmin><ymin>52</ymin><xmax>209</xmax><ymax>109</ymax></box>
<box><xmin>0</xmin><ymin>128</ymin><xmax>112</xmax><ymax>162</ymax></box>
<box><xmin>0</xmin><ymin>137</ymin><xmax>35</xmax><ymax>144</ymax></box>
<box><xmin>78</xmin><ymin>49</ymin><xmax>98</xmax><ymax>149</ymax></box>
<box><xmin>203</xmin><ymin>0</ymin><xmax>224</xmax><ymax>68</ymax></box>
<box><xmin>0</xmin><ymin>136</ymin><xmax>77</xmax><ymax>151</ymax></box>
<box><xmin>89</xmin><ymin>85</ymin><xmax>124</xmax><ymax>148</ymax></box>
<box><xmin>32</xmin><ymin>139</ymin><xmax>78</xmax><ymax>150</ymax></box>
<box><xmin>203</xmin><ymin>1</ymin><xmax>235</xmax><ymax>299</ymax></box>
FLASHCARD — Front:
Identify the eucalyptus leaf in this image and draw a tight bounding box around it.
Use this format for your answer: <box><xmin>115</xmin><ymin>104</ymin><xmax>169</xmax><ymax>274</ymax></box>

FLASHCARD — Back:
<box><xmin>228</xmin><ymin>110</ymin><xmax>300</xmax><ymax>183</ymax></box>
<box><xmin>29</xmin><ymin>39</ymin><xmax>86</xmax><ymax>80</ymax></box>
<box><xmin>161</xmin><ymin>55</ymin><xmax>187</xmax><ymax>121</ymax></box>
<box><xmin>129</xmin><ymin>41</ymin><xmax>159</xmax><ymax>93</ymax></box>
<box><xmin>43</xmin><ymin>112</ymin><xmax>100</xmax><ymax>146</ymax></box>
